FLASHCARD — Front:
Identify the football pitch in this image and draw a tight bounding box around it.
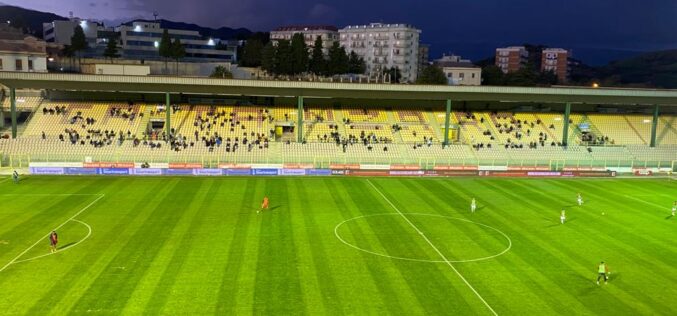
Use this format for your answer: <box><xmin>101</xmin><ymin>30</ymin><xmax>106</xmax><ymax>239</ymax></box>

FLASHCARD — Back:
<box><xmin>0</xmin><ymin>176</ymin><xmax>676</xmax><ymax>315</ymax></box>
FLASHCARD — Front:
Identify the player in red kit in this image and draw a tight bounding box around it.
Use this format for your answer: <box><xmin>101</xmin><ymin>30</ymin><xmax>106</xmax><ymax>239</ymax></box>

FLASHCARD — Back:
<box><xmin>49</xmin><ymin>231</ymin><xmax>58</xmax><ymax>253</ymax></box>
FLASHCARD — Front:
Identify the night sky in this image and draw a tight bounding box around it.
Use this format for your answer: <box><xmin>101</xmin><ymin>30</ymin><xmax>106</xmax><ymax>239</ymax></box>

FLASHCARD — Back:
<box><xmin>3</xmin><ymin>0</ymin><xmax>676</xmax><ymax>64</ymax></box>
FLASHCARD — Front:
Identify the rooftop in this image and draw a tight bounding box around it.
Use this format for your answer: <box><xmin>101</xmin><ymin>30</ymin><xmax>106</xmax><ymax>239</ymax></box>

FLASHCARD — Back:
<box><xmin>273</xmin><ymin>25</ymin><xmax>338</xmax><ymax>32</ymax></box>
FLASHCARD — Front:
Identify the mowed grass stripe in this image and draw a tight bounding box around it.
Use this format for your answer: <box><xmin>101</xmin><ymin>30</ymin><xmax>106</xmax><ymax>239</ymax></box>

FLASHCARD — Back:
<box><xmin>126</xmin><ymin>179</ymin><xmax>218</xmax><ymax>314</ymax></box>
<box><xmin>215</xmin><ymin>178</ymin><xmax>261</xmax><ymax>314</ymax></box>
<box><xmin>288</xmin><ymin>179</ymin><xmax>342</xmax><ymax>315</ymax></box>
<box><xmin>435</xmin><ymin>178</ymin><xmax>603</xmax><ymax>314</ymax></box>
<box><xmin>466</xmin><ymin>179</ymin><xmax>646</xmax><ymax>314</ymax></box>
<box><xmin>365</xmin><ymin>178</ymin><xmax>495</xmax><ymax>315</ymax></box>
<box><xmin>16</xmin><ymin>178</ymin><xmax>168</xmax><ymax>315</ymax></box>
<box><xmin>324</xmin><ymin>178</ymin><xmax>421</xmax><ymax>314</ymax></box>
<box><xmin>68</xmin><ymin>178</ymin><xmax>197</xmax><ymax>313</ymax></box>
<box><xmin>253</xmin><ymin>179</ymin><xmax>306</xmax><ymax>314</ymax></box>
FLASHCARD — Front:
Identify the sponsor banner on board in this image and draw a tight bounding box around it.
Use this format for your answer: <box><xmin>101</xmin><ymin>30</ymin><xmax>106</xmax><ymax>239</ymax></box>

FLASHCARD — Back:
<box><xmin>64</xmin><ymin>167</ymin><xmax>98</xmax><ymax>175</ymax></box>
<box><xmin>219</xmin><ymin>163</ymin><xmax>252</xmax><ymax>169</ymax></box>
<box><xmin>165</xmin><ymin>168</ymin><xmax>194</xmax><ymax>175</ymax></box>
<box><xmin>306</xmin><ymin>169</ymin><xmax>332</xmax><ymax>176</ymax></box>
<box><xmin>99</xmin><ymin>168</ymin><xmax>131</xmax><ymax>175</ymax></box>
<box><xmin>252</xmin><ymin>169</ymin><xmax>280</xmax><ymax>176</ymax></box>
<box><xmin>29</xmin><ymin>167</ymin><xmax>65</xmax><ymax>175</ymax></box>
<box><xmin>283</xmin><ymin>163</ymin><xmax>315</xmax><ymax>169</ymax></box>
<box><xmin>193</xmin><ymin>168</ymin><xmax>223</xmax><ymax>176</ymax></box>
<box><xmin>84</xmin><ymin>162</ymin><xmax>134</xmax><ymax>168</ymax></box>
<box><xmin>389</xmin><ymin>170</ymin><xmax>425</xmax><ymax>176</ymax></box>
<box><xmin>224</xmin><ymin>169</ymin><xmax>252</xmax><ymax>176</ymax></box>
<box><xmin>280</xmin><ymin>169</ymin><xmax>307</xmax><ymax>176</ymax></box>
<box><xmin>131</xmin><ymin>168</ymin><xmax>163</xmax><ymax>175</ymax></box>
<box><xmin>433</xmin><ymin>165</ymin><xmax>479</xmax><ymax>171</ymax></box>
<box><xmin>389</xmin><ymin>164</ymin><xmax>420</xmax><ymax>171</ymax></box>
<box><xmin>168</xmin><ymin>163</ymin><xmax>203</xmax><ymax>169</ymax></box>
<box><xmin>251</xmin><ymin>164</ymin><xmax>284</xmax><ymax>169</ymax></box>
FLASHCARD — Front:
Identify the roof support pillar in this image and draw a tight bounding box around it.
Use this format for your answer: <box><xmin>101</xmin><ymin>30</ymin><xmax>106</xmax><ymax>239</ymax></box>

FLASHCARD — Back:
<box><xmin>10</xmin><ymin>87</ymin><xmax>17</xmax><ymax>139</ymax></box>
<box><xmin>650</xmin><ymin>104</ymin><xmax>659</xmax><ymax>147</ymax></box>
<box><xmin>297</xmin><ymin>96</ymin><xmax>304</xmax><ymax>143</ymax></box>
<box><xmin>165</xmin><ymin>92</ymin><xmax>171</xmax><ymax>138</ymax></box>
<box><xmin>562</xmin><ymin>102</ymin><xmax>571</xmax><ymax>147</ymax></box>
<box><xmin>443</xmin><ymin>99</ymin><xmax>452</xmax><ymax>148</ymax></box>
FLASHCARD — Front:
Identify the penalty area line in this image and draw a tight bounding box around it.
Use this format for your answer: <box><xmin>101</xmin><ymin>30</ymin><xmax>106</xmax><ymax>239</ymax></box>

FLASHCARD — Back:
<box><xmin>0</xmin><ymin>194</ymin><xmax>105</xmax><ymax>273</ymax></box>
<box><xmin>365</xmin><ymin>179</ymin><xmax>499</xmax><ymax>316</ymax></box>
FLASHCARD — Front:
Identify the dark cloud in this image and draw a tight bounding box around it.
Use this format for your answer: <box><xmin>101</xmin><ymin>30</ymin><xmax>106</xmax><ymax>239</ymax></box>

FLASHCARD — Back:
<box><xmin>2</xmin><ymin>0</ymin><xmax>675</xmax><ymax>63</ymax></box>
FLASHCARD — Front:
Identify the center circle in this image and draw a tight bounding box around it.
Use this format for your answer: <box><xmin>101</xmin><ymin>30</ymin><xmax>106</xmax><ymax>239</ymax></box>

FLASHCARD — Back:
<box><xmin>334</xmin><ymin>213</ymin><xmax>511</xmax><ymax>263</ymax></box>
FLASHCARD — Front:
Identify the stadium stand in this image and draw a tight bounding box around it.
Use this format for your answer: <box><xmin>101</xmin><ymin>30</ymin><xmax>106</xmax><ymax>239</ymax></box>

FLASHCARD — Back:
<box><xmin>1</xmin><ymin>99</ymin><xmax>676</xmax><ymax>168</ymax></box>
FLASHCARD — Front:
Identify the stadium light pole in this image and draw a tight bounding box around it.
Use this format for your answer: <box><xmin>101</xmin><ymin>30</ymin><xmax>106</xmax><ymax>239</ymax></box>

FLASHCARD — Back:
<box><xmin>10</xmin><ymin>87</ymin><xmax>17</xmax><ymax>139</ymax></box>
<box><xmin>562</xmin><ymin>102</ymin><xmax>571</xmax><ymax>147</ymax></box>
<box><xmin>443</xmin><ymin>99</ymin><xmax>452</xmax><ymax>148</ymax></box>
<box><xmin>165</xmin><ymin>92</ymin><xmax>171</xmax><ymax>137</ymax></box>
<box><xmin>650</xmin><ymin>105</ymin><xmax>659</xmax><ymax>148</ymax></box>
<box><xmin>297</xmin><ymin>96</ymin><xmax>304</xmax><ymax>143</ymax></box>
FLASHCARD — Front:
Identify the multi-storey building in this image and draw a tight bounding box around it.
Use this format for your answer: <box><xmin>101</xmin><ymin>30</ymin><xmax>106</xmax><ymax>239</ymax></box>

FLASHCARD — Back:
<box><xmin>43</xmin><ymin>18</ymin><xmax>112</xmax><ymax>47</ymax></box>
<box><xmin>339</xmin><ymin>23</ymin><xmax>421</xmax><ymax>82</ymax></box>
<box><xmin>433</xmin><ymin>55</ymin><xmax>481</xmax><ymax>86</ymax></box>
<box><xmin>270</xmin><ymin>25</ymin><xmax>338</xmax><ymax>53</ymax></box>
<box><xmin>116</xmin><ymin>21</ymin><xmax>236</xmax><ymax>62</ymax></box>
<box><xmin>0</xmin><ymin>23</ymin><xmax>47</xmax><ymax>72</ymax></box>
<box><xmin>418</xmin><ymin>44</ymin><xmax>429</xmax><ymax>71</ymax></box>
<box><xmin>541</xmin><ymin>48</ymin><xmax>569</xmax><ymax>83</ymax></box>
<box><xmin>495</xmin><ymin>46</ymin><xmax>528</xmax><ymax>73</ymax></box>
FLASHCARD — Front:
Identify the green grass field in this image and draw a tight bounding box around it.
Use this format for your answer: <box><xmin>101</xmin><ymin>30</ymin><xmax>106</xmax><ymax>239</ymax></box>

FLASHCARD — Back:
<box><xmin>0</xmin><ymin>176</ymin><xmax>676</xmax><ymax>315</ymax></box>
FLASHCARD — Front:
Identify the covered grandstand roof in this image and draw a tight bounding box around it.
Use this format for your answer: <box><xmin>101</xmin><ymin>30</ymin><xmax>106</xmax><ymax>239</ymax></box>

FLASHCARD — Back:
<box><xmin>1</xmin><ymin>72</ymin><xmax>677</xmax><ymax>105</ymax></box>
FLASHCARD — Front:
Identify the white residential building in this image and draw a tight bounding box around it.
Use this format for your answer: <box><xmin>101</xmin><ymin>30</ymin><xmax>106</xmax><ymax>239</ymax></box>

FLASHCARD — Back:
<box><xmin>270</xmin><ymin>25</ymin><xmax>338</xmax><ymax>54</ymax></box>
<box><xmin>43</xmin><ymin>18</ymin><xmax>112</xmax><ymax>47</ymax></box>
<box><xmin>116</xmin><ymin>21</ymin><xmax>237</xmax><ymax>62</ymax></box>
<box><xmin>433</xmin><ymin>55</ymin><xmax>481</xmax><ymax>86</ymax></box>
<box><xmin>0</xmin><ymin>23</ymin><xmax>47</xmax><ymax>72</ymax></box>
<box><xmin>339</xmin><ymin>23</ymin><xmax>421</xmax><ymax>82</ymax></box>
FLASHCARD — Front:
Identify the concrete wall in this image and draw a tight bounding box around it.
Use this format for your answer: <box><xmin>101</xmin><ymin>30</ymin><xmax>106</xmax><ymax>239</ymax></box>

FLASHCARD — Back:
<box><xmin>51</xmin><ymin>57</ymin><xmax>232</xmax><ymax>77</ymax></box>
<box><xmin>81</xmin><ymin>63</ymin><xmax>151</xmax><ymax>76</ymax></box>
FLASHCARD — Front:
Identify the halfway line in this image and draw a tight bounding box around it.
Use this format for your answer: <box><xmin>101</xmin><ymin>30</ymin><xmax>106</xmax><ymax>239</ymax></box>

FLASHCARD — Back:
<box><xmin>365</xmin><ymin>179</ymin><xmax>498</xmax><ymax>316</ymax></box>
<box><xmin>0</xmin><ymin>194</ymin><xmax>105</xmax><ymax>273</ymax></box>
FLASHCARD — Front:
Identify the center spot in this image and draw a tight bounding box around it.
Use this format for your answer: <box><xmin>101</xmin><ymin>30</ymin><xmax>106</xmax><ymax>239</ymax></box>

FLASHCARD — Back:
<box><xmin>335</xmin><ymin>213</ymin><xmax>511</xmax><ymax>263</ymax></box>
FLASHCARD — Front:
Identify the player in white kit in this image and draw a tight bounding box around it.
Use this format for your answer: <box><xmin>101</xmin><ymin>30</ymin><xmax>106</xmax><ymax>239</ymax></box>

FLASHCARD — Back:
<box><xmin>560</xmin><ymin>209</ymin><xmax>566</xmax><ymax>224</ymax></box>
<box><xmin>672</xmin><ymin>201</ymin><xmax>676</xmax><ymax>217</ymax></box>
<box><xmin>577</xmin><ymin>193</ymin><xmax>583</xmax><ymax>206</ymax></box>
<box><xmin>471</xmin><ymin>198</ymin><xmax>476</xmax><ymax>213</ymax></box>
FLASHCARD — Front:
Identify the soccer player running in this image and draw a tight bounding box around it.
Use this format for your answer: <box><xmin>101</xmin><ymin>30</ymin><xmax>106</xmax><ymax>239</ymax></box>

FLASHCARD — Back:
<box><xmin>12</xmin><ymin>170</ymin><xmax>19</xmax><ymax>184</ymax></box>
<box><xmin>597</xmin><ymin>261</ymin><xmax>610</xmax><ymax>285</ymax></box>
<box><xmin>672</xmin><ymin>201</ymin><xmax>676</xmax><ymax>217</ymax></box>
<box><xmin>560</xmin><ymin>209</ymin><xmax>566</xmax><ymax>224</ymax></box>
<box><xmin>471</xmin><ymin>198</ymin><xmax>477</xmax><ymax>213</ymax></box>
<box><xmin>577</xmin><ymin>193</ymin><xmax>583</xmax><ymax>206</ymax></box>
<box><xmin>49</xmin><ymin>231</ymin><xmax>58</xmax><ymax>253</ymax></box>
<box><xmin>258</xmin><ymin>196</ymin><xmax>269</xmax><ymax>213</ymax></box>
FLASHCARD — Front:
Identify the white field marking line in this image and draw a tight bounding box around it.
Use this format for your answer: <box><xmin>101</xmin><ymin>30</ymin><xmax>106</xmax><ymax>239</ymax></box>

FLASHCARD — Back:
<box><xmin>334</xmin><ymin>213</ymin><xmax>512</xmax><ymax>263</ymax></box>
<box><xmin>12</xmin><ymin>219</ymin><xmax>92</xmax><ymax>264</ymax></box>
<box><xmin>365</xmin><ymin>179</ymin><xmax>498</xmax><ymax>316</ymax></box>
<box><xmin>0</xmin><ymin>178</ymin><xmax>10</xmax><ymax>184</ymax></box>
<box><xmin>0</xmin><ymin>194</ymin><xmax>102</xmax><ymax>196</ymax></box>
<box><xmin>0</xmin><ymin>194</ymin><xmax>104</xmax><ymax>273</ymax></box>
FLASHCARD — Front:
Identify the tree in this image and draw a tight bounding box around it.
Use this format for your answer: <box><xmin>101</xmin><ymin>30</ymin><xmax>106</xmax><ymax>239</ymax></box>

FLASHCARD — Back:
<box><xmin>240</xmin><ymin>38</ymin><xmax>264</xmax><ymax>67</ymax></box>
<box><xmin>261</xmin><ymin>42</ymin><xmax>276</xmax><ymax>75</ymax></box>
<box><xmin>416</xmin><ymin>65</ymin><xmax>447</xmax><ymax>85</ymax></box>
<box><xmin>348</xmin><ymin>51</ymin><xmax>366</xmax><ymax>74</ymax></box>
<box><xmin>210</xmin><ymin>65</ymin><xmax>233</xmax><ymax>78</ymax></box>
<box><xmin>171</xmin><ymin>38</ymin><xmax>186</xmax><ymax>75</ymax></box>
<box><xmin>70</xmin><ymin>25</ymin><xmax>88</xmax><ymax>70</ymax></box>
<box><xmin>504</xmin><ymin>64</ymin><xmax>538</xmax><ymax>86</ymax></box>
<box><xmin>103</xmin><ymin>37</ymin><xmax>120</xmax><ymax>62</ymax></box>
<box><xmin>275</xmin><ymin>39</ymin><xmax>292</xmax><ymax>75</ymax></box>
<box><xmin>290</xmin><ymin>33</ymin><xmax>309</xmax><ymax>75</ymax></box>
<box><xmin>327</xmin><ymin>42</ymin><xmax>349</xmax><ymax>75</ymax></box>
<box><xmin>158</xmin><ymin>29</ymin><xmax>172</xmax><ymax>74</ymax></box>
<box><xmin>309</xmin><ymin>36</ymin><xmax>325</xmax><ymax>75</ymax></box>
<box><xmin>537</xmin><ymin>70</ymin><xmax>558</xmax><ymax>86</ymax></box>
<box><xmin>481</xmin><ymin>65</ymin><xmax>505</xmax><ymax>85</ymax></box>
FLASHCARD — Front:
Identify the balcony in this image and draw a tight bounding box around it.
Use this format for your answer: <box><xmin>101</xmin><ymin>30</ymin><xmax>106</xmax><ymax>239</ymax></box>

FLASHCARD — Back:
<box><xmin>393</xmin><ymin>42</ymin><xmax>410</xmax><ymax>48</ymax></box>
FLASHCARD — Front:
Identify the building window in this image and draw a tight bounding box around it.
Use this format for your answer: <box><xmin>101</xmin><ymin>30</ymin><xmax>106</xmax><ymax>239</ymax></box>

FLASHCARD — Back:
<box><xmin>28</xmin><ymin>60</ymin><xmax>33</xmax><ymax>71</ymax></box>
<box><xmin>460</xmin><ymin>73</ymin><xmax>465</xmax><ymax>79</ymax></box>
<box><xmin>15</xmin><ymin>59</ymin><xmax>22</xmax><ymax>71</ymax></box>
<box><xmin>472</xmin><ymin>73</ymin><xmax>476</xmax><ymax>78</ymax></box>
<box><xmin>0</xmin><ymin>58</ymin><xmax>3</xmax><ymax>70</ymax></box>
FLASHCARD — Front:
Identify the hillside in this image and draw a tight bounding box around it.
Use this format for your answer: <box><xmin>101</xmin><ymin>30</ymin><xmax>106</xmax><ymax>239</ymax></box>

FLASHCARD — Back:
<box><xmin>0</xmin><ymin>5</ymin><xmax>68</xmax><ymax>38</ymax></box>
<box><xmin>123</xmin><ymin>19</ymin><xmax>252</xmax><ymax>40</ymax></box>
<box><xmin>597</xmin><ymin>50</ymin><xmax>677</xmax><ymax>89</ymax></box>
